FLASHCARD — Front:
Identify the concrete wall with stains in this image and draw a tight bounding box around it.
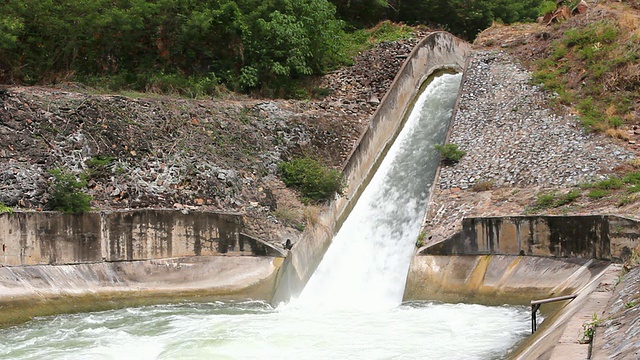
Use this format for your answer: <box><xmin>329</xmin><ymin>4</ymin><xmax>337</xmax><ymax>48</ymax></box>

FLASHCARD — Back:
<box><xmin>422</xmin><ymin>215</ymin><xmax>640</xmax><ymax>261</ymax></box>
<box><xmin>0</xmin><ymin>210</ymin><xmax>283</xmax><ymax>266</ymax></box>
<box><xmin>404</xmin><ymin>254</ymin><xmax>609</xmax><ymax>304</ymax></box>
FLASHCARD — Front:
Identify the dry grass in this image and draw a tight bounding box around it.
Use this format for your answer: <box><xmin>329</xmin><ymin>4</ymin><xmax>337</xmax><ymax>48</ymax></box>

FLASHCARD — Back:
<box><xmin>606</xmin><ymin>128</ymin><xmax>631</xmax><ymax>140</ymax></box>
<box><xmin>274</xmin><ymin>205</ymin><xmax>302</xmax><ymax>225</ymax></box>
<box><xmin>303</xmin><ymin>205</ymin><xmax>322</xmax><ymax>227</ymax></box>
<box><xmin>628</xmin><ymin>158</ymin><xmax>640</xmax><ymax>169</ymax></box>
<box><xmin>619</xmin><ymin>11</ymin><xmax>640</xmax><ymax>37</ymax></box>
<box><xmin>471</xmin><ymin>180</ymin><xmax>496</xmax><ymax>192</ymax></box>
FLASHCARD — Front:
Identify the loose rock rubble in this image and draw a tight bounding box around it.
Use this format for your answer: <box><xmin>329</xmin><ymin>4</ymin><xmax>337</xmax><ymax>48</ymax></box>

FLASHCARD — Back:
<box><xmin>440</xmin><ymin>51</ymin><xmax>632</xmax><ymax>190</ymax></box>
<box><xmin>424</xmin><ymin>50</ymin><xmax>638</xmax><ymax>245</ymax></box>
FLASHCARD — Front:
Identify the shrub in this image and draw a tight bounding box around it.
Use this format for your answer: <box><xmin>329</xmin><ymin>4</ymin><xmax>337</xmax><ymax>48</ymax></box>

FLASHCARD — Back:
<box><xmin>536</xmin><ymin>192</ymin><xmax>556</xmax><ymax>208</ymax></box>
<box><xmin>0</xmin><ymin>202</ymin><xmax>13</xmax><ymax>214</ymax></box>
<box><xmin>85</xmin><ymin>155</ymin><xmax>115</xmax><ymax>178</ymax></box>
<box><xmin>48</xmin><ymin>169</ymin><xmax>92</xmax><ymax>214</ymax></box>
<box><xmin>434</xmin><ymin>143</ymin><xmax>466</xmax><ymax>163</ymax></box>
<box><xmin>278</xmin><ymin>157</ymin><xmax>344</xmax><ymax>203</ymax></box>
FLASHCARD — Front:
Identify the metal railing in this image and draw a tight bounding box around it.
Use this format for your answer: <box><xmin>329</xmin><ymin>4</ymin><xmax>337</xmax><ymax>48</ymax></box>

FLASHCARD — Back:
<box><xmin>531</xmin><ymin>294</ymin><xmax>578</xmax><ymax>333</ymax></box>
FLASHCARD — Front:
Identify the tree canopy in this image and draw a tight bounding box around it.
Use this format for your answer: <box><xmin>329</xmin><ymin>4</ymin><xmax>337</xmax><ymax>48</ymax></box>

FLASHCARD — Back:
<box><xmin>0</xmin><ymin>0</ymin><xmax>550</xmax><ymax>95</ymax></box>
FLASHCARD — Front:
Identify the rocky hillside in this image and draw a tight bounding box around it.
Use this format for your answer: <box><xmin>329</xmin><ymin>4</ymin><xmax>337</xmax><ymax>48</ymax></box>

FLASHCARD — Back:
<box><xmin>0</xmin><ymin>36</ymin><xmax>422</xmax><ymax>245</ymax></box>
<box><xmin>423</xmin><ymin>0</ymin><xmax>640</xmax><ymax>245</ymax></box>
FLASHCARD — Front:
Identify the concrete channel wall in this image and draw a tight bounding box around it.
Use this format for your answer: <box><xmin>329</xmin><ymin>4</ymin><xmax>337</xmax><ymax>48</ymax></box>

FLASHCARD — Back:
<box><xmin>0</xmin><ymin>210</ymin><xmax>284</xmax><ymax>324</ymax></box>
<box><xmin>423</xmin><ymin>215</ymin><xmax>640</xmax><ymax>261</ymax></box>
<box><xmin>0</xmin><ymin>210</ymin><xmax>283</xmax><ymax>265</ymax></box>
<box><xmin>405</xmin><ymin>254</ymin><xmax>609</xmax><ymax>305</ymax></box>
<box><xmin>272</xmin><ymin>32</ymin><xmax>472</xmax><ymax>303</ymax></box>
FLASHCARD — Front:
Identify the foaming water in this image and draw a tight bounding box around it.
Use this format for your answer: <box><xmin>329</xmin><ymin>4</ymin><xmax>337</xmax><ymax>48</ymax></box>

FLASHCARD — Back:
<box><xmin>0</xmin><ymin>301</ymin><xmax>530</xmax><ymax>360</ymax></box>
<box><xmin>297</xmin><ymin>73</ymin><xmax>463</xmax><ymax>310</ymax></box>
<box><xmin>0</xmin><ymin>73</ymin><xmax>532</xmax><ymax>359</ymax></box>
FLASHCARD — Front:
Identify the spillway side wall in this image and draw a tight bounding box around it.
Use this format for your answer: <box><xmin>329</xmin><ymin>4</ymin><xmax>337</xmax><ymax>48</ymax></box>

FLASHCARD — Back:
<box><xmin>422</xmin><ymin>215</ymin><xmax>640</xmax><ymax>261</ymax></box>
<box><xmin>404</xmin><ymin>254</ymin><xmax>609</xmax><ymax>305</ymax></box>
<box><xmin>272</xmin><ymin>32</ymin><xmax>471</xmax><ymax>303</ymax></box>
<box><xmin>0</xmin><ymin>210</ymin><xmax>284</xmax><ymax>318</ymax></box>
<box><xmin>0</xmin><ymin>210</ymin><xmax>283</xmax><ymax>266</ymax></box>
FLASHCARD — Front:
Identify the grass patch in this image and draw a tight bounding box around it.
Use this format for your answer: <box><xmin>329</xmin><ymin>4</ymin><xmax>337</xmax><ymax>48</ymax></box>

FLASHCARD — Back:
<box><xmin>340</xmin><ymin>21</ymin><xmax>414</xmax><ymax>62</ymax></box>
<box><xmin>532</xmin><ymin>18</ymin><xmax>640</xmax><ymax>133</ymax></box>
<box><xmin>0</xmin><ymin>203</ymin><xmax>13</xmax><ymax>214</ymax></box>
<box><xmin>587</xmin><ymin>188</ymin><xmax>610</xmax><ymax>199</ymax></box>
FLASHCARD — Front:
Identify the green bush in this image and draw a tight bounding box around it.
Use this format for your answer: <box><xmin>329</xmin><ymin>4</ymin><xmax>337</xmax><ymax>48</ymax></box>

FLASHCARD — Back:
<box><xmin>85</xmin><ymin>155</ymin><xmax>115</xmax><ymax>179</ymax></box>
<box><xmin>536</xmin><ymin>192</ymin><xmax>556</xmax><ymax>208</ymax></box>
<box><xmin>434</xmin><ymin>143</ymin><xmax>466</xmax><ymax>163</ymax></box>
<box><xmin>0</xmin><ymin>202</ymin><xmax>13</xmax><ymax>214</ymax></box>
<box><xmin>48</xmin><ymin>169</ymin><xmax>92</xmax><ymax>214</ymax></box>
<box><xmin>278</xmin><ymin>157</ymin><xmax>344</xmax><ymax>203</ymax></box>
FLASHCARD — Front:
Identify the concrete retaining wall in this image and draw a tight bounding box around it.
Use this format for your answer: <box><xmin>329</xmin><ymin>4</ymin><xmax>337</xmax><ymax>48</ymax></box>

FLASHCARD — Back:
<box><xmin>0</xmin><ymin>210</ymin><xmax>283</xmax><ymax>266</ymax></box>
<box><xmin>272</xmin><ymin>32</ymin><xmax>471</xmax><ymax>303</ymax></box>
<box><xmin>404</xmin><ymin>254</ymin><xmax>609</xmax><ymax>305</ymax></box>
<box><xmin>423</xmin><ymin>215</ymin><xmax>640</xmax><ymax>261</ymax></box>
<box><xmin>0</xmin><ymin>210</ymin><xmax>285</xmax><ymax>325</ymax></box>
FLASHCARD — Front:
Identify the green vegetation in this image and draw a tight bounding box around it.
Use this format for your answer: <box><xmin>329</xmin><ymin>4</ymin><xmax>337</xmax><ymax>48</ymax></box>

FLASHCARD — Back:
<box><xmin>278</xmin><ymin>157</ymin><xmax>344</xmax><ymax>203</ymax></box>
<box><xmin>0</xmin><ymin>202</ymin><xmax>13</xmax><ymax>214</ymax></box>
<box><xmin>532</xmin><ymin>19</ymin><xmax>640</xmax><ymax>132</ymax></box>
<box><xmin>434</xmin><ymin>143</ymin><xmax>466</xmax><ymax>163</ymax></box>
<box><xmin>390</xmin><ymin>0</ymin><xmax>547</xmax><ymax>39</ymax></box>
<box><xmin>416</xmin><ymin>231</ymin><xmax>427</xmax><ymax>247</ymax></box>
<box><xmin>580</xmin><ymin>313</ymin><xmax>600</xmax><ymax>344</ymax></box>
<box><xmin>587</xmin><ymin>188</ymin><xmax>610</xmax><ymax>199</ymax></box>
<box><xmin>0</xmin><ymin>0</ymin><xmax>346</xmax><ymax>97</ymax></box>
<box><xmin>48</xmin><ymin>169</ymin><xmax>92</xmax><ymax>214</ymax></box>
<box><xmin>580</xmin><ymin>172</ymin><xmax>640</xmax><ymax>203</ymax></box>
<box><xmin>0</xmin><ymin>0</ymin><xmax>549</xmax><ymax>96</ymax></box>
<box><xmin>85</xmin><ymin>155</ymin><xmax>115</xmax><ymax>179</ymax></box>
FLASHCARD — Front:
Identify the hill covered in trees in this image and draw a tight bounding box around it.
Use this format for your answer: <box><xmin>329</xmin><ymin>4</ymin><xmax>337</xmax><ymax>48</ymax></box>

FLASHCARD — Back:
<box><xmin>1</xmin><ymin>0</ymin><xmax>551</xmax><ymax>97</ymax></box>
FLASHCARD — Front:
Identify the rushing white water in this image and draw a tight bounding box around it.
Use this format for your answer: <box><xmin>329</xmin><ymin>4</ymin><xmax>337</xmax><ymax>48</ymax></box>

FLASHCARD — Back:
<box><xmin>0</xmin><ymin>301</ymin><xmax>530</xmax><ymax>360</ymax></box>
<box><xmin>0</xmin><ymin>73</ymin><xmax>533</xmax><ymax>359</ymax></box>
<box><xmin>297</xmin><ymin>73</ymin><xmax>463</xmax><ymax>310</ymax></box>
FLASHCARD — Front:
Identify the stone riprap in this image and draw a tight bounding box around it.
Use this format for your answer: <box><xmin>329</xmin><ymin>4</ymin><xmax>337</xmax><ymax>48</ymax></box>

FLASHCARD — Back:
<box><xmin>592</xmin><ymin>265</ymin><xmax>640</xmax><ymax>359</ymax></box>
<box><xmin>423</xmin><ymin>50</ymin><xmax>638</xmax><ymax>246</ymax></box>
<box><xmin>439</xmin><ymin>50</ymin><xmax>632</xmax><ymax>190</ymax></box>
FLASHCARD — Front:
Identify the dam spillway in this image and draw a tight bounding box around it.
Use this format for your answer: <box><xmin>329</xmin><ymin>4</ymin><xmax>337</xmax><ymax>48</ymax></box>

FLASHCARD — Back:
<box><xmin>296</xmin><ymin>73</ymin><xmax>463</xmax><ymax>310</ymax></box>
<box><xmin>0</xmin><ymin>73</ymin><xmax>532</xmax><ymax>359</ymax></box>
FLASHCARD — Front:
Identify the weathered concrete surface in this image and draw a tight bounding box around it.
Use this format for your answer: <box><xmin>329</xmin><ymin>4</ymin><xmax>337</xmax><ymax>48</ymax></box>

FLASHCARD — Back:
<box><xmin>423</xmin><ymin>215</ymin><xmax>640</xmax><ymax>261</ymax></box>
<box><xmin>0</xmin><ymin>256</ymin><xmax>283</xmax><ymax>326</ymax></box>
<box><xmin>404</xmin><ymin>255</ymin><xmax>609</xmax><ymax>305</ymax></box>
<box><xmin>272</xmin><ymin>31</ymin><xmax>471</xmax><ymax>303</ymax></box>
<box><xmin>0</xmin><ymin>209</ymin><xmax>285</xmax><ymax>325</ymax></box>
<box><xmin>512</xmin><ymin>264</ymin><xmax>619</xmax><ymax>360</ymax></box>
<box><xmin>0</xmin><ymin>210</ymin><xmax>284</xmax><ymax>266</ymax></box>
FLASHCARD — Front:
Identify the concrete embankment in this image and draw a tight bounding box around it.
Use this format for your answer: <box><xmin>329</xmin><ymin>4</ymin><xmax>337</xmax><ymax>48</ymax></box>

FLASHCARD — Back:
<box><xmin>0</xmin><ymin>210</ymin><xmax>284</xmax><ymax>326</ymax></box>
<box><xmin>272</xmin><ymin>31</ymin><xmax>471</xmax><ymax>303</ymax></box>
